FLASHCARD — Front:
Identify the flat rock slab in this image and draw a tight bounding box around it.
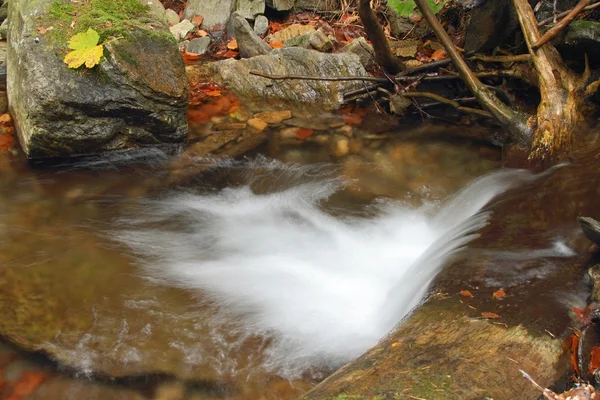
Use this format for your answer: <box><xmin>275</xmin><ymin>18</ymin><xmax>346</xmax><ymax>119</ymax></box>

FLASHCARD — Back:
<box><xmin>7</xmin><ymin>0</ymin><xmax>189</xmax><ymax>158</ymax></box>
<box><xmin>187</xmin><ymin>48</ymin><xmax>366</xmax><ymax>112</ymax></box>
<box><xmin>183</xmin><ymin>0</ymin><xmax>236</xmax><ymax>30</ymax></box>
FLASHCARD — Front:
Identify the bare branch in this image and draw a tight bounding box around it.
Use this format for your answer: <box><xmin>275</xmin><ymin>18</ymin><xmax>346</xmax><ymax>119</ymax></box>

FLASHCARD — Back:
<box><xmin>532</xmin><ymin>0</ymin><xmax>591</xmax><ymax>50</ymax></box>
<box><xmin>413</xmin><ymin>0</ymin><xmax>531</xmax><ymax>140</ymax></box>
<box><xmin>538</xmin><ymin>0</ymin><xmax>600</xmax><ymax>26</ymax></box>
<box><xmin>358</xmin><ymin>0</ymin><xmax>403</xmax><ymax>74</ymax></box>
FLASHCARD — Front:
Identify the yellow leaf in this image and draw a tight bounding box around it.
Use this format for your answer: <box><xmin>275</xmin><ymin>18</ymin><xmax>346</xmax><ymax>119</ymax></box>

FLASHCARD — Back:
<box><xmin>63</xmin><ymin>28</ymin><xmax>104</xmax><ymax>69</ymax></box>
<box><xmin>64</xmin><ymin>45</ymin><xmax>104</xmax><ymax>69</ymax></box>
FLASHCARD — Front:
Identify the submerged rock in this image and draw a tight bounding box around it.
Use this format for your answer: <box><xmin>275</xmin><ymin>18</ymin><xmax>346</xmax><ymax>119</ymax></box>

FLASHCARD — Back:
<box><xmin>187</xmin><ymin>47</ymin><xmax>366</xmax><ymax>112</ymax></box>
<box><xmin>7</xmin><ymin>0</ymin><xmax>189</xmax><ymax>158</ymax></box>
<box><xmin>579</xmin><ymin>216</ymin><xmax>600</xmax><ymax>245</ymax></box>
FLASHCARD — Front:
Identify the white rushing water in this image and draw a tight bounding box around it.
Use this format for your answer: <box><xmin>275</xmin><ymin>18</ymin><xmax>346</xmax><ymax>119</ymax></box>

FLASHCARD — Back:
<box><xmin>115</xmin><ymin>160</ymin><xmax>544</xmax><ymax>378</ymax></box>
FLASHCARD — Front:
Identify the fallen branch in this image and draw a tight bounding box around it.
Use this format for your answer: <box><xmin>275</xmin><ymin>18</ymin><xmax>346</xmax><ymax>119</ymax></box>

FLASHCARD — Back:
<box><xmin>400</xmin><ymin>92</ymin><xmax>493</xmax><ymax>118</ymax></box>
<box><xmin>532</xmin><ymin>0</ymin><xmax>591</xmax><ymax>50</ymax></box>
<box><xmin>538</xmin><ymin>0</ymin><xmax>600</xmax><ymax>26</ymax></box>
<box><xmin>358</xmin><ymin>0</ymin><xmax>403</xmax><ymax>74</ymax></box>
<box><xmin>413</xmin><ymin>0</ymin><xmax>531</xmax><ymax>142</ymax></box>
<box><xmin>470</xmin><ymin>54</ymin><xmax>532</xmax><ymax>63</ymax></box>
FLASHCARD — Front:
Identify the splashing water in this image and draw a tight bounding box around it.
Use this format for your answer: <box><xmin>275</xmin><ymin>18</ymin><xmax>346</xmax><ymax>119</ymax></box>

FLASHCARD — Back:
<box><xmin>115</xmin><ymin>161</ymin><xmax>546</xmax><ymax>378</ymax></box>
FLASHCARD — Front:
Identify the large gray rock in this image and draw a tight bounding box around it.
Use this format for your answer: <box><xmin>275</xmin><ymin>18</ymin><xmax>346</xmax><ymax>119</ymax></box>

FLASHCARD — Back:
<box><xmin>237</xmin><ymin>0</ymin><xmax>265</xmax><ymax>20</ymax></box>
<box><xmin>463</xmin><ymin>0</ymin><xmax>518</xmax><ymax>53</ymax></box>
<box><xmin>183</xmin><ymin>0</ymin><xmax>236</xmax><ymax>30</ymax></box>
<box><xmin>266</xmin><ymin>0</ymin><xmax>294</xmax><ymax>11</ymax></box>
<box><xmin>187</xmin><ymin>47</ymin><xmax>367</xmax><ymax>112</ymax></box>
<box><xmin>8</xmin><ymin>0</ymin><xmax>189</xmax><ymax>158</ymax></box>
<box><xmin>232</xmin><ymin>12</ymin><xmax>272</xmax><ymax>58</ymax></box>
<box><xmin>294</xmin><ymin>0</ymin><xmax>339</xmax><ymax>12</ymax></box>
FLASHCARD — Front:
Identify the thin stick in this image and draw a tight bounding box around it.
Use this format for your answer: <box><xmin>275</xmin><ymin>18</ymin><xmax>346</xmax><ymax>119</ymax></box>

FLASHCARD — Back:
<box><xmin>249</xmin><ymin>71</ymin><xmax>387</xmax><ymax>82</ymax></box>
<box><xmin>470</xmin><ymin>54</ymin><xmax>532</xmax><ymax>63</ymax></box>
<box><xmin>532</xmin><ymin>0</ymin><xmax>591</xmax><ymax>50</ymax></box>
<box><xmin>400</xmin><ymin>92</ymin><xmax>493</xmax><ymax>118</ymax></box>
<box><xmin>538</xmin><ymin>1</ymin><xmax>600</xmax><ymax>26</ymax></box>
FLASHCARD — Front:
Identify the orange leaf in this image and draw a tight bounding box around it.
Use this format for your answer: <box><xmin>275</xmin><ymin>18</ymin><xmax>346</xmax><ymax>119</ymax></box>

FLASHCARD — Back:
<box><xmin>269</xmin><ymin>41</ymin><xmax>285</xmax><ymax>49</ymax></box>
<box><xmin>342</xmin><ymin>114</ymin><xmax>362</xmax><ymax>126</ymax></box>
<box><xmin>268</xmin><ymin>22</ymin><xmax>284</xmax><ymax>33</ymax></box>
<box><xmin>568</xmin><ymin>334</ymin><xmax>581</xmax><ymax>375</ymax></box>
<box><xmin>459</xmin><ymin>290</ymin><xmax>473</xmax><ymax>298</ymax></box>
<box><xmin>492</xmin><ymin>289</ymin><xmax>506</xmax><ymax>300</ymax></box>
<box><xmin>182</xmin><ymin>52</ymin><xmax>204</xmax><ymax>65</ymax></box>
<box><xmin>205</xmin><ymin>89</ymin><xmax>222</xmax><ymax>97</ymax></box>
<box><xmin>590</xmin><ymin>346</ymin><xmax>600</xmax><ymax>373</ymax></box>
<box><xmin>295</xmin><ymin>128</ymin><xmax>314</xmax><ymax>140</ymax></box>
<box><xmin>7</xmin><ymin>371</ymin><xmax>48</xmax><ymax>400</ymax></box>
<box><xmin>481</xmin><ymin>312</ymin><xmax>500</xmax><ymax>319</ymax></box>
<box><xmin>430</xmin><ymin>48</ymin><xmax>447</xmax><ymax>61</ymax></box>
<box><xmin>196</xmin><ymin>30</ymin><xmax>208</xmax><ymax>37</ymax></box>
<box><xmin>226</xmin><ymin>39</ymin><xmax>238</xmax><ymax>50</ymax></box>
<box><xmin>0</xmin><ymin>134</ymin><xmax>13</xmax><ymax>151</ymax></box>
<box><xmin>192</xmin><ymin>15</ymin><xmax>204</xmax><ymax>27</ymax></box>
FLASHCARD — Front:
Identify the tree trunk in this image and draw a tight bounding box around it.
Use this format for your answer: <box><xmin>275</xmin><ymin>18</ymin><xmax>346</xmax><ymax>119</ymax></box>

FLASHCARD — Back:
<box><xmin>511</xmin><ymin>0</ymin><xmax>585</xmax><ymax>162</ymax></box>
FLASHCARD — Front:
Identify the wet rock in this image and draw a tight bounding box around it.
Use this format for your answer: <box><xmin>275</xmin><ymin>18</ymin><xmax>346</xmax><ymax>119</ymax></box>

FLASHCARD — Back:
<box><xmin>341</xmin><ymin>37</ymin><xmax>374</xmax><ymax>69</ymax></box>
<box><xmin>8</xmin><ymin>0</ymin><xmax>189</xmax><ymax>158</ymax></box>
<box><xmin>534</xmin><ymin>0</ymin><xmax>580</xmax><ymax>23</ymax></box>
<box><xmin>266</xmin><ymin>0</ymin><xmax>294</xmax><ymax>11</ymax></box>
<box><xmin>295</xmin><ymin>0</ymin><xmax>339</xmax><ymax>12</ymax></box>
<box><xmin>303</xmin><ymin>302</ymin><xmax>563</xmax><ymax>400</ymax></box>
<box><xmin>170</xmin><ymin>19</ymin><xmax>195</xmax><ymax>41</ymax></box>
<box><xmin>463</xmin><ymin>0</ymin><xmax>518</xmax><ymax>53</ymax></box>
<box><xmin>562</xmin><ymin>21</ymin><xmax>600</xmax><ymax>63</ymax></box>
<box><xmin>309</xmin><ymin>28</ymin><xmax>333</xmax><ymax>52</ymax></box>
<box><xmin>232</xmin><ymin>12</ymin><xmax>272</xmax><ymax>58</ymax></box>
<box><xmin>579</xmin><ymin>217</ymin><xmax>600</xmax><ymax>245</ymax></box>
<box><xmin>186</xmin><ymin>36</ymin><xmax>211</xmax><ymax>55</ymax></box>
<box><xmin>284</xmin><ymin>32</ymin><xmax>312</xmax><ymax>48</ymax></box>
<box><xmin>254</xmin><ymin>110</ymin><xmax>292</xmax><ymax>123</ymax></box>
<box><xmin>183</xmin><ymin>0</ymin><xmax>236</xmax><ymax>30</ymax></box>
<box><xmin>236</xmin><ymin>0</ymin><xmax>265</xmax><ymax>20</ymax></box>
<box><xmin>254</xmin><ymin>15</ymin><xmax>269</xmax><ymax>36</ymax></box>
<box><xmin>330</xmin><ymin>136</ymin><xmax>349</xmax><ymax>157</ymax></box>
<box><xmin>164</xmin><ymin>9</ymin><xmax>180</xmax><ymax>26</ymax></box>
<box><xmin>28</xmin><ymin>377</ymin><xmax>147</xmax><ymax>400</ymax></box>
<box><xmin>386</xmin><ymin>6</ymin><xmax>427</xmax><ymax>39</ymax></box>
<box><xmin>268</xmin><ymin>23</ymin><xmax>315</xmax><ymax>44</ymax></box>
<box><xmin>187</xmin><ymin>48</ymin><xmax>367</xmax><ymax>112</ymax></box>
<box><xmin>154</xmin><ymin>381</ymin><xmax>185</xmax><ymax>400</ymax></box>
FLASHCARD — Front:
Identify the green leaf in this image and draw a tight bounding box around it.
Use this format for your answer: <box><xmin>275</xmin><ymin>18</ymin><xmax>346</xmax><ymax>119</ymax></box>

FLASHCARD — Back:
<box><xmin>388</xmin><ymin>0</ymin><xmax>449</xmax><ymax>17</ymax></box>
<box><xmin>63</xmin><ymin>28</ymin><xmax>104</xmax><ymax>69</ymax></box>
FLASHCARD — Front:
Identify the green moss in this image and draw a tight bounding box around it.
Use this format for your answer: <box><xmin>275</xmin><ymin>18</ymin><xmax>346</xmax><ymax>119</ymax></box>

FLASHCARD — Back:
<box><xmin>43</xmin><ymin>0</ymin><xmax>154</xmax><ymax>48</ymax></box>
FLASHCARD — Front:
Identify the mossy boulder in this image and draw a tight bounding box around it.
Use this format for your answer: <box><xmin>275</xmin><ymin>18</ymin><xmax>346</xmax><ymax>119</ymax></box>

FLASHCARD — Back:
<box><xmin>7</xmin><ymin>0</ymin><xmax>188</xmax><ymax>158</ymax></box>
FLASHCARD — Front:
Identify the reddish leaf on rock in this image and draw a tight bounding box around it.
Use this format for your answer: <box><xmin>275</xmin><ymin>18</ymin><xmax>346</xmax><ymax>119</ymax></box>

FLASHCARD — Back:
<box><xmin>269</xmin><ymin>41</ymin><xmax>285</xmax><ymax>49</ymax></box>
<box><xmin>296</xmin><ymin>128</ymin><xmax>314</xmax><ymax>140</ymax></box>
<box><xmin>459</xmin><ymin>290</ymin><xmax>473</xmax><ymax>298</ymax></box>
<box><xmin>0</xmin><ymin>134</ymin><xmax>14</xmax><ymax>151</ymax></box>
<box><xmin>589</xmin><ymin>346</ymin><xmax>600</xmax><ymax>373</ymax></box>
<box><xmin>481</xmin><ymin>312</ymin><xmax>500</xmax><ymax>319</ymax></box>
<box><xmin>181</xmin><ymin>51</ymin><xmax>204</xmax><ymax>65</ymax></box>
<box><xmin>268</xmin><ymin>22</ymin><xmax>285</xmax><ymax>33</ymax></box>
<box><xmin>492</xmin><ymin>289</ymin><xmax>506</xmax><ymax>300</ymax></box>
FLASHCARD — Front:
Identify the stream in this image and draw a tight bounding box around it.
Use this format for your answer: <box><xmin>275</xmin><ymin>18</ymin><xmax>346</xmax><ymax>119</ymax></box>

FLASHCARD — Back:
<box><xmin>0</xmin><ymin>121</ymin><xmax>596</xmax><ymax>399</ymax></box>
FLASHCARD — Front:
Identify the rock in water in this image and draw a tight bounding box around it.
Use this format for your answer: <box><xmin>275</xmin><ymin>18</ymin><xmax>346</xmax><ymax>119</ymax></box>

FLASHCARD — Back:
<box><xmin>187</xmin><ymin>47</ymin><xmax>367</xmax><ymax>112</ymax></box>
<box><xmin>579</xmin><ymin>217</ymin><xmax>600</xmax><ymax>245</ymax></box>
<box><xmin>7</xmin><ymin>0</ymin><xmax>189</xmax><ymax>158</ymax></box>
<box><xmin>231</xmin><ymin>12</ymin><xmax>272</xmax><ymax>58</ymax></box>
<box><xmin>183</xmin><ymin>0</ymin><xmax>236</xmax><ymax>30</ymax></box>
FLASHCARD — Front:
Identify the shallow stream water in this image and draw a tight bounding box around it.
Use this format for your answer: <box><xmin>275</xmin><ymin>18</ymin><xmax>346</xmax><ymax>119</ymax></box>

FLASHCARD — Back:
<box><xmin>0</xmin><ymin>121</ymin><xmax>596</xmax><ymax>399</ymax></box>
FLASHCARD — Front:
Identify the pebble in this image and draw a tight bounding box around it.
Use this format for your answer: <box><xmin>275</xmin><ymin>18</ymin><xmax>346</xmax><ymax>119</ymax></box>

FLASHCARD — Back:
<box><xmin>169</xmin><ymin>19</ymin><xmax>195</xmax><ymax>42</ymax></box>
<box><xmin>164</xmin><ymin>9</ymin><xmax>180</xmax><ymax>26</ymax></box>
<box><xmin>186</xmin><ymin>36</ymin><xmax>211</xmax><ymax>55</ymax></box>
<box><xmin>247</xmin><ymin>118</ymin><xmax>268</xmax><ymax>131</ymax></box>
<box><xmin>331</xmin><ymin>136</ymin><xmax>349</xmax><ymax>157</ymax></box>
<box><xmin>254</xmin><ymin>15</ymin><xmax>269</xmax><ymax>36</ymax></box>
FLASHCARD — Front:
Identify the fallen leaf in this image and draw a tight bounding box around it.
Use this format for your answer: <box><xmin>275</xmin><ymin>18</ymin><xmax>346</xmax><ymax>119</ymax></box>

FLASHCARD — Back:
<box><xmin>37</xmin><ymin>26</ymin><xmax>54</xmax><ymax>34</ymax></box>
<box><xmin>182</xmin><ymin>52</ymin><xmax>204</xmax><ymax>64</ymax></box>
<box><xmin>568</xmin><ymin>333</ymin><xmax>581</xmax><ymax>375</ymax></box>
<box><xmin>296</xmin><ymin>128</ymin><xmax>314</xmax><ymax>140</ymax></box>
<box><xmin>254</xmin><ymin>110</ymin><xmax>292</xmax><ymax>124</ymax></box>
<box><xmin>197</xmin><ymin>30</ymin><xmax>208</xmax><ymax>37</ymax></box>
<box><xmin>7</xmin><ymin>371</ymin><xmax>48</xmax><ymax>400</ymax></box>
<box><xmin>63</xmin><ymin>28</ymin><xmax>104</xmax><ymax>69</ymax></box>
<box><xmin>481</xmin><ymin>312</ymin><xmax>500</xmax><ymax>319</ymax></box>
<box><xmin>589</xmin><ymin>346</ymin><xmax>600</xmax><ymax>373</ymax></box>
<box><xmin>269</xmin><ymin>41</ymin><xmax>285</xmax><ymax>49</ymax></box>
<box><xmin>430</xmin><ymin>48</ymin><xmax>447</xmax><ymax>61</ymax></box>
<box><xmin>247</xmin><ymin>118</ymin><xmax>268</xmax><ymax>132</ymax></box>
<box><xmin>205</xmin><ymin>89</ymin><xmax>222</xmax><ymax>97</ymax></box>
<box><xmin>268</xmin><ymin>22</ymin><xmax>285</xmax><ymax>34</ymax></box>
<box><xmin>342</xmin><ymin>114</ymin><xmax>362</xmax><ymax>126</ymax></box>
<box><xmin>226</xmin><ymin>39</ymin><xmax>238</xmax><ymax>50</ymax></box>
<box><xmin>192</xmin><ymin>15</ymin><xmax>204</xmax><ymax>27</ymax></box>
<box><xmin>0</xmin><ymin>134</ymin><xmax>14</xmax><ymax>151</ymax></box>
<box><xmin>492</xmin><ymin>289</ymin><xmax>506</xmax><ymax>300</ymax></box>
<box><xmin>459</xmin><ymin>290</ymin><xmax>473</xmax><ymax>298</ymax></box>
<box><xmin>0</xmin><ymin>113</ymin><xmax>13</xmax><ymax>125</ymax></box>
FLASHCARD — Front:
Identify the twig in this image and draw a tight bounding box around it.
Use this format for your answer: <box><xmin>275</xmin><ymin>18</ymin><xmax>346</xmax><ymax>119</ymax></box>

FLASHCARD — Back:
<box><xmin>399</xmin><ymin>92</ymin><xmax>493</xmax><ymax>118</ymax></box>
<box><xmin>532</xmin><ymin>0</ymin><xmax>591</xmax><ymax>50</ymax></box>
<box><xmin>538</xmin><ymin>0</ymin><xmax>600</xmax><ymax>26</ymax></box>
<box><xmin>413</xmin><ymin>0</ymin><xmax>529</xmax><ymax>138</ymax></box>
<box><xmin>249</xmin><ymin>70</ymin><xmax>387</xmax><ymax>82</ymax></box>
<box><xmin>470</xmin><ymin>54</ymin><xmax>532</xmax><ymax>63</ymax></box>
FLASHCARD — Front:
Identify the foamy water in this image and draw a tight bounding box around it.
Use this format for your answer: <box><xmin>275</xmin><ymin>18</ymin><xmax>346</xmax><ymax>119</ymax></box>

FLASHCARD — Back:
<box><xmin>115</xmin><ymin>160</ymin><xmax>545</xmax><ymax>378</ymax></box>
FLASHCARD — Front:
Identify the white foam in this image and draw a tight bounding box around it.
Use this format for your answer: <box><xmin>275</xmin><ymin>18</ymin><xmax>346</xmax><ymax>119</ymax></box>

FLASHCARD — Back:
<box><xmin>115</xmin><ymin>161</ymin><xmax>540</xmax><ymax>378</ymax></box>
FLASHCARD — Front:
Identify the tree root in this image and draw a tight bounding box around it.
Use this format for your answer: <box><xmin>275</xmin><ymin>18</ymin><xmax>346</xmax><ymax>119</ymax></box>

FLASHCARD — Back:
<box><xmin>532</xmin><ymin>0</ymin><xmax>591</xmax><ymax>50</ymax></box>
